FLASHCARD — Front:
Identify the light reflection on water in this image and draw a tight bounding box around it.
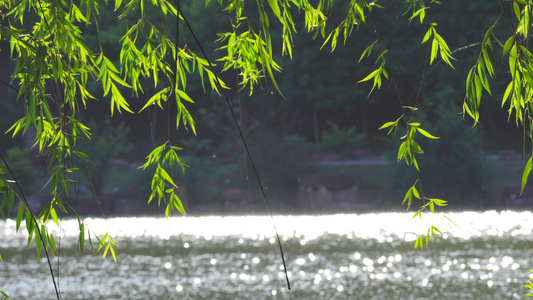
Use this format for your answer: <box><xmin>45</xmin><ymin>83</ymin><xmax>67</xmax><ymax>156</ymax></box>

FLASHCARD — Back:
<box><xmin>0</xmin><ymin>211</ymin><xmax>532</xmax><ymax>299</ymax></box>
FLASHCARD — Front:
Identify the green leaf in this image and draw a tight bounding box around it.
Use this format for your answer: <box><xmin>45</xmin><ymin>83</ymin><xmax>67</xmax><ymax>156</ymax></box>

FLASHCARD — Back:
<box><xmin>402</xmin><ymin>188</ymin><xmax>412</xmax><ymax>208</ymax></box>
<box><xmin>483</xmin><ymin>46</ymin><xmax>495</xmax><ymax>78</ymax></box>
<box><xmin>165</xmin><ymin>203</ymin><xmax>171</xmax><ymax>218</ymax></box>
<box><xmin>378</xmin><ymin>121</ymin><xmax>396</xmax><ymax>130</ymax></box>
<box><xmin>521</xmin><ymin>156</ymin><xmax>533</xmax><ymax>195</ymax></box>
<box><xmin>110</xmin><ymin>84</ymin><xmax>134</xmax><ymax>115</ymax></box>
<box><xmin>176</xmin><ymin>89</ymin><xmax>194</xmax><ymax>103</ymax></box>
<box><xmin>412</xmin><ymin>156</ymin><xmax>420</xmax><ymax>171</ymax></box>
<box><xmin>415</xmin><ymin>234</ymin><xmax>424</xmax><ymax>249</ymax></box>
<box><xmin>416</xmin><ymin>128</ymin><xmax>439</xmax><ymax>139</ymax></box>
<box><xmin>158</xmin><ymin>167</ymin><xmax>178</xmax><ymax>188</ymax></box>
<box><xmin>50</xmin><ymin>207</ymin><xmax>59</xmax><ymax>227</ymax></box>
<box><xmin>509</xmin><ymin>44</ymin><xmax>517</xmax><ymax>76</ymax></box>
<box><xmin>503</xmin><ymin>37</ymin><xmax>514</xmax><ymax>56</ymax></box>
<box><xmin>411</xmin><ymin>140</ymin><xmax>424</xmax><ymax>154</ymax></box>
<box><xmin>110</xmin><ymin>244</ymin><xmax>117</xmax><ymax>263</ymax></box>
<box><xmin>513</xmin><ymin>1</ymin><xmax>521</xmax><ymax>21</ymax></box>
<box><xmin>98</xmin><ymin>233</ymin><xmax>109</xmax><ymax>252</ymax></box>
<box><xmin>5</xmin><ymin>190</ymin><xmax>15</xmax><ymax>219</ymax></box>
<box><xmin>419</xmin><ymin>8</ymin><xmax>426</xmax><ymax>23</ymax></box>
<box><xmin>267</xmin><ymin>0</ymin><xmax>281</xmax><ymax>18</ymax></box>
<box><xmin>49</xmin><ymin>233</ymin><xmax>56</xmax><ymax>249</ymax></box>
<box><xmin>359</xmin><ymin>42</ymin><xmax>375</xmax><ymax>63</ymax></box>
<box><xmin>358</xmin><ymin>68</ymin><xmax>380</xmax><ymax>83</ymax></box>
<box><xmin>444</xmin><ymin>215</ymin><xmax>459</xmax><ymax>228</ymax></box>
<box><xmin>502</xmin><ymin>82</ymin><xmax>513</xmax><ymax>107</ymax></box>
<box><xmin>79</xmin><ymin>221</ymin><xmax>85</xmax><ymax>253</ymax></box>
<box><xmin>432</xmin><ymin>225</ymin><xmax>443</xmax><ymax>234</ymax></box>
<box><xmin>412</xmin><ymin>186</ymin><xmax>421</xmax><ymax>199</ymax></box>
<box><xmin>409</xmin><ymin>7</ymin><xmax>425</xmax><ymax>24</ymax></box>
<box><xmin>172</xmin><ymin>193</ymin><xmax>186</xmax><ymax>215</ymax></box>
<box><xmin>88</xmin><ymin>231</ymin><xmax>96</xmax><ymax>252</ymax></box>
<box><xmin>16</xmin><ymin>202</ymin><xmax>24</xmax><ymax>231</ymax></box>
<box><xmin>430</xmin><ymin>198</ymin><xmax>448</xmax><ymax>206</ymax></box>
<box><xmin>139</xmin><ymin>87</ymin><xmax>171</xmax><ymax>112</ymax></box>
<box><xmin>114</xmin><ymin>0</ymin><xmax>123</xmax><ymax>11</ymax></box>
<box><xmin>397</xmin><ymin>141</ymin><xmax>408</xmax><ymax>161</ymax></box>
<box><xmin>108</xmin><ymin>68</ymin><xmax>132</xmax><ymax>88</ymax></box>
<box><xmin>422</xmin><ymin>28</ymin><xmax>432</xmax><ymax>44</ymax></box>
<box><xmin>477</xmin><ymin>63</ymin><xmax>491</xmax><ymax>94</ymax></box>
<box><xmin>430</xmin><ymin>38</ymin><xmax>439</xmax><ymax>64</ymax></box>
<box><xmin>103</xmin><ymin>244</ymin><xmax>110</xmax><ymax>258</ymax></box>
<box><xmin>474</xmin><ymin>75</ymin><xmax>482</xmax><ymax>104</ymax></box>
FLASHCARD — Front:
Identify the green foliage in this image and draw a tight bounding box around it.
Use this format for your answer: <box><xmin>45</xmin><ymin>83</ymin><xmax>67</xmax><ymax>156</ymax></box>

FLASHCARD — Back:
<box><xmin>321</xmin><ymin>121</ymin><xmax>366</xmax><ymax>156</ymax></box>
<box><xmin>358</xmin><ymin>49</ymin><xmax>389</xmax><ymax>95</ymax></box>
<box><xmin>97</xmin><ymin>233</ymin><xmax>119</xmax><ymax>263</ymax></box>
<box><xmin>383</xmin><ymin>99</ymin><xmax>482</xmax><ymax>248</ymax></box>
<box><xmin>2</xmin><ymin>0</ymin><xmax>533</xmax><ymax>295</ymax></box>
<box><xmin>389</xmin><ymin>100</ymin><xmax>484</xmax><ymax>203</ymax></box>
<box><xmin>460</xmin><ymin>2</ymin><xmax>533</xmax><ymax>205</ymax></box>
<box><xmin>217</xmin><ymin>29</ymin><xmax>282</xmax><ymax>96</ymax></box>
<box><xmin>422</xmin><ymin>23</ymin><xmax>455</xmax><ymax>68</ymax></box>
<box><xmin>140</xmin><ymin>142</ymin><xmax>186</xmax><ymax>216</ymax></box>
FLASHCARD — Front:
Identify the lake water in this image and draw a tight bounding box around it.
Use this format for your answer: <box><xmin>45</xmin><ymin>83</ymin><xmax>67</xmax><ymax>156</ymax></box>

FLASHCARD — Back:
<box><xmin>0</xmin><ymin>211</ymin><xmax>532</xmax><ymax>299</ymax></box>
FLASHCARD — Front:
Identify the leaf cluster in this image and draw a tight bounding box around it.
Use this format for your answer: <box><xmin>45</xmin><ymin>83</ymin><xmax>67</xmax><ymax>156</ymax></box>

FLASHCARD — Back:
<box><xmin>140</xmin><ymin>142</ymin><xmax>186</xmax><ymax>217</ymax></box>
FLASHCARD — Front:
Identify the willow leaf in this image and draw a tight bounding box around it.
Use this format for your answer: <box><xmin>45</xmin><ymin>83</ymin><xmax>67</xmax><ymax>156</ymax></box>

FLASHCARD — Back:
<box><xmin>521</xmin><ymin>156</ymin><xmax>533</xmax><ymax>195</ymax></box>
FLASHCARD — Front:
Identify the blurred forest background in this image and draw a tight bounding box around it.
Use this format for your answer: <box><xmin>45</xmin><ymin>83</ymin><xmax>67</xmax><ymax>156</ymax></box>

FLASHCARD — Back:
<box><xmin>0</xmin><ymin>1</ymin><xmax>530</xmax><ymax>215</ymax></box>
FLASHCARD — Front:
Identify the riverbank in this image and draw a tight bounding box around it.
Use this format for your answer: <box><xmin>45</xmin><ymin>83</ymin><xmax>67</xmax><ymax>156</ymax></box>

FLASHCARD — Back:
<box><xmin>19</xmin><ymin>157</ymin><xmax>530</xmax><ymax>217</ymax></box>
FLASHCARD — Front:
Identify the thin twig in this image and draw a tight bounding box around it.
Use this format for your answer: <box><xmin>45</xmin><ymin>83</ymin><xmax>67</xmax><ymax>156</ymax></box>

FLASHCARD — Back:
<box><xmin>0</xmin><ymin>78</ymin><xmax>19</xmax><ymax>93</ymax></box>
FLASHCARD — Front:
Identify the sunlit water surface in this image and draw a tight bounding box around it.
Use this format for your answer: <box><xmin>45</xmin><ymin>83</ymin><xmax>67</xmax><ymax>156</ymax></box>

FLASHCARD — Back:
<box><xmin>1</xmin><ymin>211</ymin><xmax>532</xmax><ymax>299</ymax></box>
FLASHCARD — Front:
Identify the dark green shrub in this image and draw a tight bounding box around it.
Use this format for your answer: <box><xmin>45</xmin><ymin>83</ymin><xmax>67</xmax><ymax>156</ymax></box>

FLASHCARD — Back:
<box><xmin>321</xmin><ymin>121</ymin><xmax>367</xmax><ymax>156</ymax></box>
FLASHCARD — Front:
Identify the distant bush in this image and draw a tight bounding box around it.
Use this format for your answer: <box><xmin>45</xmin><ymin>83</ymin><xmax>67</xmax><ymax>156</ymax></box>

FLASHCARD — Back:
<box><xmin>176</xmin><ymin>154</ymin><xmax>240</xmax><ymax>203</ymax></box>
<box><xmin>321</xmin><ymin>121</ymin><xmax>367</xmax><ymax>157</ymax></box>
